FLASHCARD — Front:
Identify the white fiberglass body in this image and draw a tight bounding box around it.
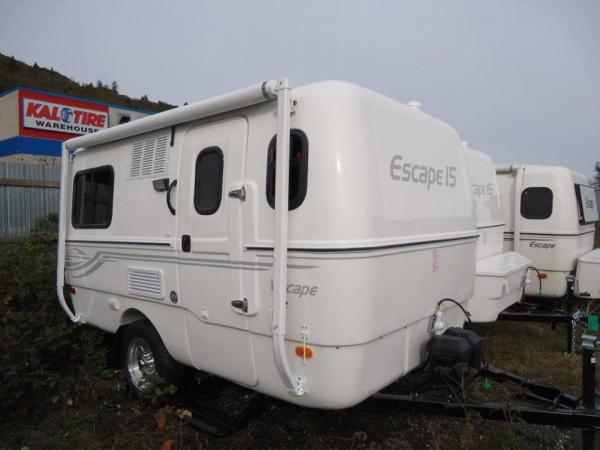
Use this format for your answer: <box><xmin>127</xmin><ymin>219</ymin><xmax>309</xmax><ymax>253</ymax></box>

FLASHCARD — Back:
<box><xmin>57</xmin><ymin>80</ymin><xmax>477</xmax><ymax>409</ymax></box>
<box><xmin>463</xmin><ymin>147</ymin><xmax>530</xmax><ymax>322</ymax></box>
<box><xmin>496</xmin><ymin>165</ymin><xmax>598</xmax><ymax>298</ymax></box>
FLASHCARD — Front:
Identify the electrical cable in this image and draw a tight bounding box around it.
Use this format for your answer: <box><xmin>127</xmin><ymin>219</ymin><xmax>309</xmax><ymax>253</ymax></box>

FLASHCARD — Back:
<box><xmin>437</xmin><ymin>298</ymin><xmax>472</xmax><ymax>323</ymax></box>
<box><xmin>526</xmin><ymin>266</ymin><xmax>543</xmax><ymax>293</ymax></box>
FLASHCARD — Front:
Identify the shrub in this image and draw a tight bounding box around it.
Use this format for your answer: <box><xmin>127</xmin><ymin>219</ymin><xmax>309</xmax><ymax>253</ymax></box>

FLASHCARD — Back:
<box><xmin>0</xmin><ymin>231</ymin><xmax>110</xmax><ymax>419</ymax></box>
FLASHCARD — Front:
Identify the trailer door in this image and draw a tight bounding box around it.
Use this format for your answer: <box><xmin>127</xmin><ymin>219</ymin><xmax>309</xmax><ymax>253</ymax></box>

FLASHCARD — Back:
<box><xmin>177</xmin><ymin>117</ymin><xmax>257</xmax><ymax>386</ymax></box>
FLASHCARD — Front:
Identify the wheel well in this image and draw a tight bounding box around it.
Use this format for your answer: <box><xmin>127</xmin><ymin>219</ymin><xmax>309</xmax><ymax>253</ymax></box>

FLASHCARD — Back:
<box><xmin>112</xmin><ymin>309</ymin><xmax>150</xmax><ymax>368</ymax></box>
<box><xmin>120</xmin><ymin>308</ymin><xmax>148</xmax><ymax>326</ymax></box>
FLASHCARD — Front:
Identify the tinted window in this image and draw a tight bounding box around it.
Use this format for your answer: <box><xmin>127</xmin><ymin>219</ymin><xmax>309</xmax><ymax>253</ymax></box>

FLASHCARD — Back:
<box><xmin>575</xmin><ymin>184</ymin><xmax>600</xmax><ymax>224</ymax></box>
<box><xmin>194</xmin><ymin>147</ymin><xmax>223</xmax><ymax>215</ymax></box>
<box><xmin>521</xmin><ymin>187</ymin><xmax>553</xmax><ymax>220</ymax></box>
<box><xmin>266</xmin><ymin>129</ymin><xmax>308</xmax><ymax>210</ymax></box>
<box><xmin>72</xmin><ymin>166</ymin><xmax>114</xmax><ymax>228</ymax></box>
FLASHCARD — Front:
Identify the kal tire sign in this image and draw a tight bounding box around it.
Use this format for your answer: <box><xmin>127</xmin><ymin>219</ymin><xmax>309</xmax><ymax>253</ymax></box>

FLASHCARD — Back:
<box><xmin>22</xmin><ymin>96</ymin><xmax>108</xmax><ymax>136</ymax></box>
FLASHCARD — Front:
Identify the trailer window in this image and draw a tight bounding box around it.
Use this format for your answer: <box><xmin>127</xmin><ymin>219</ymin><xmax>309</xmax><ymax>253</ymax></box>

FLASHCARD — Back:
<box><xmin>194</xmin><ymin>147</ymin><xmax>223</xmax><ymax>215</ymax></box>
<box><xmin>72</xmin><ymin>166</ymin><xmax>114</xmax><ymax>228</ymax></box>
<box><xmin>575</xmin><ymin>184</ymin><xmax>599</xmax><ymax>224</ymax></box>
<box><xmin>266</xmin><ymin>129</ymin><xmax>308</xmax><ymax>210</ymax></box>
<box><xmin>521</xmin><ymin>187</ymin><xmax>553</xmax><ymax>220</ymax></box>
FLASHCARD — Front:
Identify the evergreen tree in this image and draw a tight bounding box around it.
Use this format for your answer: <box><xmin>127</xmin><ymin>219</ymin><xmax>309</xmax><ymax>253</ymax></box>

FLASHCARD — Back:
<box><xmin>8</xmin><ymin>56</ymin><xmax>16</xmax><ymax>71</ymax></box>
<box><xmin>111</xmin><ymin>80</ymin><xmax>118</xmax><ymax>93</ymax></box>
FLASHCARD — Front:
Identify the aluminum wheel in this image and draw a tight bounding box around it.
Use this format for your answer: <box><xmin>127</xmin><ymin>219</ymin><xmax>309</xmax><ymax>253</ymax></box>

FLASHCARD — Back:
<box><xmin>126</xmin><ymin>337</ymin><xmax>156</xmax><ymax>391</ymax></box>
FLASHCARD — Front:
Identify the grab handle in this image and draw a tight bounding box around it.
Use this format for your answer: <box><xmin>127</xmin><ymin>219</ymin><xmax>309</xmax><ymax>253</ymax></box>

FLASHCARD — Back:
<box><xmin>166</xmin><ymin>179</ymin><xmax>177</xmax><ymax>215</ymax></box>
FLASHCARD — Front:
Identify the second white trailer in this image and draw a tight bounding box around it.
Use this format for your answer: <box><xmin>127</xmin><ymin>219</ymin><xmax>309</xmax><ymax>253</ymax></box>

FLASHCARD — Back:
<box><xmin>463</xmin><ymin>146</ymin><xmax>530</xmax><ymax>322</ymax></box>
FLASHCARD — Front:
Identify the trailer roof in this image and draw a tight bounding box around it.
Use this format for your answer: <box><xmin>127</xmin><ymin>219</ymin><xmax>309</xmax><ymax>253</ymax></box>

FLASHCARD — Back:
<box><xmin>495</xmin><ymin>164</ymin><xmax>590</xmax><ymax>184</ymax></box>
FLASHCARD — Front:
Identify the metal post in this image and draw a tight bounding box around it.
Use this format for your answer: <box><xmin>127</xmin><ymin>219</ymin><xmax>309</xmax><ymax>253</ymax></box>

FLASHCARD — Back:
<box><xmin>581</xmin><ymin>334</ymin><xmax>597</xmax><ymax>450</ymax></box>
<box><xmin>56</xmin><ymin>143</ymin><xmax>82</xmax><ymax>323</ymax></box>
<box><xmin>566</xmin><ymin>276</ymin><xmax>576</xmax><ymax>355</ymax></box>
<box><xmin>513</xmin><ymin>166</ymin><xmax>524</xmax><ymax>253</ymax></box>
<box><xmin>271</xmin><ymin>79</ymin><xmax>306</xmax><ymax>397</ymax></box>
<box><xmin>566</xmin><ymin>276</ymin><xmax>575</xmax><ymax>315</ymax></box>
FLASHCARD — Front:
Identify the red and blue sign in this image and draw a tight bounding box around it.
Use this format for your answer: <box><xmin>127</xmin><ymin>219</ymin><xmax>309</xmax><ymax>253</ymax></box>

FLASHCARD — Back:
<box><xmin>19</xmin><ymin>90</ymin><xmax>109</xmax><ymax>141</ymax></box>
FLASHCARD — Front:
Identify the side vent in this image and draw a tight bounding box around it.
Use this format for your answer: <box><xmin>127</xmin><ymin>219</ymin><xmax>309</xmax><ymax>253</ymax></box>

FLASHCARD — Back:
<box><xmin>129</xmin><ymin>135</ymin><xmax>169</xmax><ymax>179</ymax></box>
<box><xmin>127</xmin><ymin>267</ymin><xmax>164</xmax><ymax>300</ymax></box>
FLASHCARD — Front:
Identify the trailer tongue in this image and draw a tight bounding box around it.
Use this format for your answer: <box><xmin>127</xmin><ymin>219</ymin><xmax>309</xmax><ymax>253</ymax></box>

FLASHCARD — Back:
<box><xmin>362</xmin><ymin>334</ymin><xmax>600</xmax><ymax>449</ymax></box>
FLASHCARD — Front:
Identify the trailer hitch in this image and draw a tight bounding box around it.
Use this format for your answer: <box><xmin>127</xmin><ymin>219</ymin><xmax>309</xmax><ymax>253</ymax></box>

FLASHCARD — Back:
<box><xmin>361</xmin><ymin>333</ymin><xmax>600</xmax><ymax>449</ymax></box>
<box><xmin>498</xmin><ymin>276</ymin><xmax>587</xmax><ymax>355</ymax></box>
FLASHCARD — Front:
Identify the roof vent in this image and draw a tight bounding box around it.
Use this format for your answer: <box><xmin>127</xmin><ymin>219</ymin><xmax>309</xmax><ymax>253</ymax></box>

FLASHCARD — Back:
<box><xmin>408</xmin><ymin>101</ymin><xmax>422</xmax><ymax>111</ymax></box>
<box><xmin>129</xmin><ymin>134</ymin><xmax>169</xmax><ymax>179</ymax></box>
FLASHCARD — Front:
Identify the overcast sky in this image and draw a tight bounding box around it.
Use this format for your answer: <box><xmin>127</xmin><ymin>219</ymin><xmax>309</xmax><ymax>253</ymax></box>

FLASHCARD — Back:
<box><xmin>1</xmin><ymin>0</ymin><xmax>598</xmax><ymax>176</ymax></box>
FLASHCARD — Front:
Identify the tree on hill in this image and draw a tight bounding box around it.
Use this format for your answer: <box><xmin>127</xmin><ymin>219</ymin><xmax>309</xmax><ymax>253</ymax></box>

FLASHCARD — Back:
<box><xmin>0</xmin><ymin>53</ymin><xmax>174</xmax><ymax>113</ymax></box>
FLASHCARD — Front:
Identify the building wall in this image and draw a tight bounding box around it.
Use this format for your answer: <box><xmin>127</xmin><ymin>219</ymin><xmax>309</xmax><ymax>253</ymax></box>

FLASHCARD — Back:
<box><xmin>0</xmin><ymin>152</ymin><xmax>61</xmax><ymax>165</ymax></box>
<box><xmin>0</xmin><ymin>90</ymin><xmax>19</xmax><ymax>141</ymax></box>
<box><xmin>109</xmin><ymin>106</ymin><xmax>150</xmax><ymax>126</ymax></box>
<box><xmin>0</xmin><ymin>136</ymin><xmax>62</xmax><ymax>157</ymax></box>
<box><xmin>0</xmin><ymin>160</ymin><xmax>60</xmax><ymax>240</ymax></box>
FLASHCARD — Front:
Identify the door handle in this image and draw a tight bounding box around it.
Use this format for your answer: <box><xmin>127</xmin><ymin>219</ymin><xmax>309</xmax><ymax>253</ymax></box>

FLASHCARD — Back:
<box><xmin>228</xmin><ymin>186</ymin><xmax>246</xmax><ymax>201</ymax></box>
<box><xmin>181</xmin><ymin>234</ymin><xmax>191</xmax><ymax>252</ymax></box>
<box><xmin>166</xmin><ymin>179</ymin><xmax>177</xmax><ymax>215</ymax></box>
<box><xmin>231</xmin><ymin>298</ymin><xmax>248</xmax><ymax>313</ymax></box>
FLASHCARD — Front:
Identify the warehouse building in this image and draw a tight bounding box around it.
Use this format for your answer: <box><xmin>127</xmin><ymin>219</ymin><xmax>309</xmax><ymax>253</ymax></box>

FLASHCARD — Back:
<box><xmin>0</xmin><ymin>86</ymin><xmax>152</xmax><ymax>161</ymax></box>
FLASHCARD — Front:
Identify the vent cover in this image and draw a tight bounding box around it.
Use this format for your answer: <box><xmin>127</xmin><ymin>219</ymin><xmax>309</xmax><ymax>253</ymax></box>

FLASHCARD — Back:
<box><xmin>129</xmin><ymin>135</ymin><xmax>169</xmax><ymax>179</ymax></box>
<box><xmin>127</xmin><ymin>267</ymin><xmax>164</xmax><ymax>300</ymax></box>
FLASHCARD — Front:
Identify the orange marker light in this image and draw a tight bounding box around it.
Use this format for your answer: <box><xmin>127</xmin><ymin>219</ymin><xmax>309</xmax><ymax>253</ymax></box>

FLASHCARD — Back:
<box><xmin>295</xmin><ymin>346</ymin><xmax>313</xmax><ymax>359</ymax></box>
<box><xmin>538</xmin><ymin>272</ymin><xmax>548</xmax><ymax>280</ymax></box>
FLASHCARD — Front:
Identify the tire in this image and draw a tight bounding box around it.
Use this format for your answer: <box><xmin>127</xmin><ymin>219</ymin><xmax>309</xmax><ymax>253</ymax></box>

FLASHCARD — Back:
<box><xmin>120</xmin><ymin>320</ymin><xmax>183</xmax><ymax>394</ymax></box>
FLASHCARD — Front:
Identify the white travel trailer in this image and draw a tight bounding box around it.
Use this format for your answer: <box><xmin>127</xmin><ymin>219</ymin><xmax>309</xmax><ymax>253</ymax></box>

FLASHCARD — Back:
<box><xmin>56</xmin><ymin>79</ymin><xmax>479</xmax><ymax>409</ymax></box>
<box><xmin>463</xmin><ymin>146</ymin><xmax>530</xmax><ymax>322</ymax></box>
<box><xmin>496</xmin><ymin>165</ymin><xmax>599</xmax><ymax>299</ymax></box>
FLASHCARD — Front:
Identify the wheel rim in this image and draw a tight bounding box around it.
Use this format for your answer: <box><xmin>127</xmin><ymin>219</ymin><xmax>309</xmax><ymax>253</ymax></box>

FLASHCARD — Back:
<box><xmin>126</xmin><ymin>337</ymin><xmax>156</xmax><ymax>391</ymax></box>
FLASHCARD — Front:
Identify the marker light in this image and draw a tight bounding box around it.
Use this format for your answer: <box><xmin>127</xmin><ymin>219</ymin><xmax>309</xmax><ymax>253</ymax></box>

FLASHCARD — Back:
<box><xmin>295</xmin><ymin>346</ymin><xmax>313</xmax><ymax>359</ymax></box>
<box><xmin>70</xmin><ymin>286</ymin><xmax>77</xmax><ymax>294</ymax></box>
<box><xmin>538</xmin><ymin>272</ymin><xmax>548</xmax><ymax>280</ymax></box>
<box><xmin>152</xmin><ymin>178</ymin><xmax>170</xmax><ymax>192</ymax></box>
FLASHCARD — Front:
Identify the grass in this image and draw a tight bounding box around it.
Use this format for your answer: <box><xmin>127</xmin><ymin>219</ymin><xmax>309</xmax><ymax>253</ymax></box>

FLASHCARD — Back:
<box><xmin>1</xmin><ymin>320</ymin><xmax>596</xmax><ymax>450</ymax></box>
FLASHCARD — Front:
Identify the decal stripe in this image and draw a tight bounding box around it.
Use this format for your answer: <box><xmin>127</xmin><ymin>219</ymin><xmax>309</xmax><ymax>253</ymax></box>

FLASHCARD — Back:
<box><xmin>66</xmin><ymin>239</ymin><xmax>172</xmax><ymax>247</ymax></box>
<box><xmin>247</xmin><ymin>234</ymin><xmax>478</xmax><ymax>253</ymax></box>
<box><xmin>503</xmin><ymin>230</ymin><xmax>595</xmax><ymax>238</ymax></box>
<box><xmin>65</xmin><ymin>249</ymin><xmax>318</xmax><ymax>277</ymax></box>
<box><xmin>476</xmin><ymin>223</ymin><xmax>505</xmax><ymax>230</ymax></box>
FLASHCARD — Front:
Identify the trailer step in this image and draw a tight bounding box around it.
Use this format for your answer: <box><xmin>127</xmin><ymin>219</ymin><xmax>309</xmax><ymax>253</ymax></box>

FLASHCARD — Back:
<box><xmin>183</xmin><ymin>392</ymin><xmax>268</xmax><ymax>436</ymax></box>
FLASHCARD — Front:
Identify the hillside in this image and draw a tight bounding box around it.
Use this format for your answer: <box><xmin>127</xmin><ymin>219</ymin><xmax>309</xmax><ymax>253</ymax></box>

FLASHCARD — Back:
<box><xmin>0</xmin><ymin>53</ymin><xmax>174</xmax><ymax>113</ymax></box>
